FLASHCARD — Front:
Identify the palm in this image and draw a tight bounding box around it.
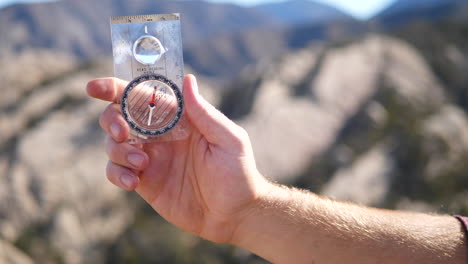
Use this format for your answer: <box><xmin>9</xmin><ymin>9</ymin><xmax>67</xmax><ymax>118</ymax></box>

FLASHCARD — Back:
<box><xmin>136</xmin><ymin>130</ymin><xmax>257</xmax><ymax>243</ymax></box>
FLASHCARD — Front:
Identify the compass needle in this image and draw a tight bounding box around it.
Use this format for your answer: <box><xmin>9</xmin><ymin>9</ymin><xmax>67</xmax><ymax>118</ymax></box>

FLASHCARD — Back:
<box><xmin>147</xmin><ymin>88</ymin><xmax>157</xmax><ymax>126</ymax></box>
<box><xmin>148</xmin><ymin>106</ymin><xmax>154</xmax><ymax>126</ymax></box>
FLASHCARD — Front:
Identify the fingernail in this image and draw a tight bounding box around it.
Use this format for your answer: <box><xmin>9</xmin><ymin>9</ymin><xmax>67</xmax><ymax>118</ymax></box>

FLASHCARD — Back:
<box><xmin>110</xmin><ymin>123</ymin><xmax>121</xmax><ymax>138</ymax></box>
<box><xmin>120</xmin><ymin>174</ymin><xmax>135</xmax><ymax>189</ymax></box>
<box><xmin>128</xmin><ymin>154</ymin><xmax>145</xmax><ymax>168</ymax></box>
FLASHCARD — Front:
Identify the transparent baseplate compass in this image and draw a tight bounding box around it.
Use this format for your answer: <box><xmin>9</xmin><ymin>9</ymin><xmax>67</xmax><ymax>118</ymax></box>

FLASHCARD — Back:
<box><xmin>111</xmin><ymin>14</ymin><xmax>189</xmax><ymax>143</ymax></box>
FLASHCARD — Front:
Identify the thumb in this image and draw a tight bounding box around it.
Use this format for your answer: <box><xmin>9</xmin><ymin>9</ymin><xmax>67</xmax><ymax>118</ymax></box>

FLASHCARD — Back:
<box><xmin>183</xmin><ymin>74</ymin><xmax>245</xmax><ymax>147</ymax></box>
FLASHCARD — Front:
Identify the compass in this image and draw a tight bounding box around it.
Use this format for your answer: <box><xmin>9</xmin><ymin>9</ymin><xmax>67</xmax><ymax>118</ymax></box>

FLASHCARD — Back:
<box><xmin>121</xmin><ymin>73</ymin><xmax>184</xmax><ymax>138</ymax></box>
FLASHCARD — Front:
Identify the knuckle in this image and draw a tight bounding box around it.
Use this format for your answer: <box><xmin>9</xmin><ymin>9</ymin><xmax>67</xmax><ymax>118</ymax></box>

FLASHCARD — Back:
<box><xmin>230</xmin><ymin>126</ymin><xmax>250</xmax><ymax>149</ymax></box>
<box><xmin>99</xmin><ymin>114</ymin><xmax>106</xmax><ymax>131</ymax></box>
<box><xmin>105</xmin><ymin>161</ymin><xmax>115</xmax><ymax>181</ymax></box>
<box><xmin>100</xmin><ymin>104</ymin><xmax>121</xmax><ymax>131</ymax></box>
<box><xmin>102</xmin><ymin>78</ymin><xmax>116</xmax><ymax>101</ymax></box>
<box><xmin>99</xmin><ymin>104</ymin><xmax>113</xmax><ymax>129</ymax></box>
<box><xmin>235</xmin><ymin>126</ymin><xmax>250</xmax><ymax>142</ymax></box>
<box><xmin>109</xmin><ymin>103</ymin><xmax>121</xmax><ymax>113</ymax></box>
<box><xmin>105</xmin><ymin>136</ymin><xmax>118</xmax><ymax>157</ymax></box>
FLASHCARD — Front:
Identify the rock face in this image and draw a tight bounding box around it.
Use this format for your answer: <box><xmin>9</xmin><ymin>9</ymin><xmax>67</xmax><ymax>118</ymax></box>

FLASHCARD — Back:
<box><xmin>0</xmin><ymin>55</ymin><xmax>134</xmax><ymax>264</ymax></box>
<box><xmin>422</xmin><ymin>106</ymin><xmax>468</xmax><ymax>177</ymax></box>
<box><xmin>0</xmin><ymin>240</ymin><xmax>34</xmax><ymax>264</ymax></box>
<box><xmin>223</xmin><ymin>36</ymin><xmax>443</xmax><ymax>181</ymax></box>
<box><xmin>322</xmin><ymin>144</ymin><xmax>395</xmax><ymax>207</ymax></box>
<box><xmin>221</xmin><ymin>34</ymin><xmax>468</xmax><ymax>213</ymax></box>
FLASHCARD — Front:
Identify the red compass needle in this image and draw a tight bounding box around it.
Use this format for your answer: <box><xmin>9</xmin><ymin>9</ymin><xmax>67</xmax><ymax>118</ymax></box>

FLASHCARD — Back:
<box><xmin>147</xmin><ymin>87</ymin><xmax>157</xmax><ymax>126</ymax></box>
<box><xmin>149</xmin><ymin>88</ymin><xmax>157</xmax><ymax>107</ymax></box>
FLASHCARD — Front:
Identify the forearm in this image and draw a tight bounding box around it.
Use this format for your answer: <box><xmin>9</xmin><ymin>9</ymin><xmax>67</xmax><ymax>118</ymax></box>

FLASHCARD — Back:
<box><xmin>232</xmin><ymin>183</ymin><xmax>467</xmax><ymax>264</ymax></box>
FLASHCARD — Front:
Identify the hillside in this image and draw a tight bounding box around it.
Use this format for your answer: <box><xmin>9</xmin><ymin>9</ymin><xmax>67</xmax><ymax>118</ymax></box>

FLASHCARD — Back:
<box><xmin>184</xmin><ymin>18</ymin><xmax>365</xmax><ymax>78</ymax></box>
<box><xmin>374</xmin><ymin>0</ymin><xmax>468</xmax><ymax>26</ymax></box>
<box><xmin>220</xmin><ymin>32</ymin><xmax>468</xmax><ymax>210</ymax></box>
<box><xmin>254</xmin><ymin>0</ymin><xmax>353</xmax><ymax>25</ymax></box>
<box><xmin>379</xmin><ymin>0</ymin><xmax>463</xmax><ymax>16</ymax></box>
<box><xmin>394</xmin><ymin>20</ymin><xmax>468</xmax><ymax>111</ymax></box>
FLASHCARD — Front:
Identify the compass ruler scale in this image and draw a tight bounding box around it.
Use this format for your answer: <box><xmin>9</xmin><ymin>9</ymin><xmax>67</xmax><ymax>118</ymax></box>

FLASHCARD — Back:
<box><xmin>110</xmin><ymin>13</ymin><xmax>188</xmax><ymax>143</ymax></box>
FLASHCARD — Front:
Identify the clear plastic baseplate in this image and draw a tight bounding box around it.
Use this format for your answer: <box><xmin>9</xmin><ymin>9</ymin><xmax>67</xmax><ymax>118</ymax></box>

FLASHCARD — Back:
<box><xmin>110</xmin><ymin>13</ymin><xmax>190</xmax><ymax>144</ymax></box>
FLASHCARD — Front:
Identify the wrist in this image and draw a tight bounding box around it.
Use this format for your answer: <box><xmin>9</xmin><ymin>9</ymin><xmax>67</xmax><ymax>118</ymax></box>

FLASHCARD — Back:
<box><xmin>228</xmin><ymin>182</ymin><xmax>321</xmax><ymax>264</ymax></box>
<box><xmin>229</xmin><ymin>180</ymin><xmax>288</xmax><ymax>246</ymax></box>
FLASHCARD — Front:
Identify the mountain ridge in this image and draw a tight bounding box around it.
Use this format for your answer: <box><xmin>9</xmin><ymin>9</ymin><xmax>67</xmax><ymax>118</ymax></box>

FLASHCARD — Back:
<box><xmin>253</xmin><ymin>0</ymin><xmax>353</xmax><ymax>25</ymax></box>
<box><xmin>374</xmin><ymin>0</ymin><xmax>468</xmax><ymax>26</ymax></box>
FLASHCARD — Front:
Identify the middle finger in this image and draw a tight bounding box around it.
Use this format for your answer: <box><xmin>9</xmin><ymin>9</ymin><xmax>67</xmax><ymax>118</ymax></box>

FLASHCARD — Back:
<box><xmin>105</xmin><ymin>136</ymin><xmax>149</xmax><ymax>171</ymax></box>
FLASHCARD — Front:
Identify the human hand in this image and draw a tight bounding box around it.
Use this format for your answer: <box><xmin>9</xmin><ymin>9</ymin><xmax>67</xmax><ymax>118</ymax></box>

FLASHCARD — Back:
<box><xmin>86</xmin><ymin>75</ymin><xmax>268</xmax><ymax>244</ymax></box>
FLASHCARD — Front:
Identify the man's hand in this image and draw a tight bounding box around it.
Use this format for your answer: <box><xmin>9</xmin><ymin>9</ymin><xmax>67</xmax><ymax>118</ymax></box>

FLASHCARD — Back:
<box><xmin>86</xmin><ymin>75</ymin><xmax>268</xmax><ymax>244</ymax></box>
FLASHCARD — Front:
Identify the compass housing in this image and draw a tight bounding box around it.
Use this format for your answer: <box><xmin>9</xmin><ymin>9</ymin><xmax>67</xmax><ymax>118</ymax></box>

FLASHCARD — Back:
<box><xmin>121</xmin><ymin>74</ymin><xmax>184</xmax><ymax>138</ymax></box>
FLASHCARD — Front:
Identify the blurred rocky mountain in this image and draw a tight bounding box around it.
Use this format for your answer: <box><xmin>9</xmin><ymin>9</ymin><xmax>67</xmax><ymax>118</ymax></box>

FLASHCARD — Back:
<box><xmin>0</xmin><ymin>54</ymin><xmax>130</xmax><ymax>264</ymax></box>
<box><xmin>393</xmin><ymin>20</ymin><xmax>468</xmax><ymax>111</ymax></box>
<box><xmin>219</xmin><ymin>22</ymin><xmax>468</xmax><ymax>213</ymax></box>
<box><xmin>374</xmin><ymin>0</ymin><xmax>468</xmax><ymax>27</ymax></box>
<box><xmin>184</xmin><ymin>18</ymin><xmax>364</xmax><ymax>78</ymax></box>
<box><xmin>254</xmin><ymin>0</ymin><xmax>353</xmax><ymax>25</ymax></box>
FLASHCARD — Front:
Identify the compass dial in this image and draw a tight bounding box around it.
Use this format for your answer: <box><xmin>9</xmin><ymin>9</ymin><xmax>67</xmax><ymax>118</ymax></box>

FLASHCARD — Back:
<box><xmin>121</xmin><ymin>74</ymin><xmax>184</xmax><ymax>137</ymax></box>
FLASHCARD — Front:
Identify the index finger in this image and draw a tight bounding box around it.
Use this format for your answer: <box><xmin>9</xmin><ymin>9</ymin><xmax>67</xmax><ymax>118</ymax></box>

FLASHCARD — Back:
<box><xmin>86</xmin><ymin>77</ymin><xmax>128</xmax><ymax>103</ymax></box>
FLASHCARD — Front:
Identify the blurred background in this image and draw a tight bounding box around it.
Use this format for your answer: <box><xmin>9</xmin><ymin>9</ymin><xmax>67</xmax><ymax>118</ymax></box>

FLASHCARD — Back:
<box><xmin>1</xmin><ymin>0</ymin><xmax>468</xmax><ymax>263</ymax></box>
